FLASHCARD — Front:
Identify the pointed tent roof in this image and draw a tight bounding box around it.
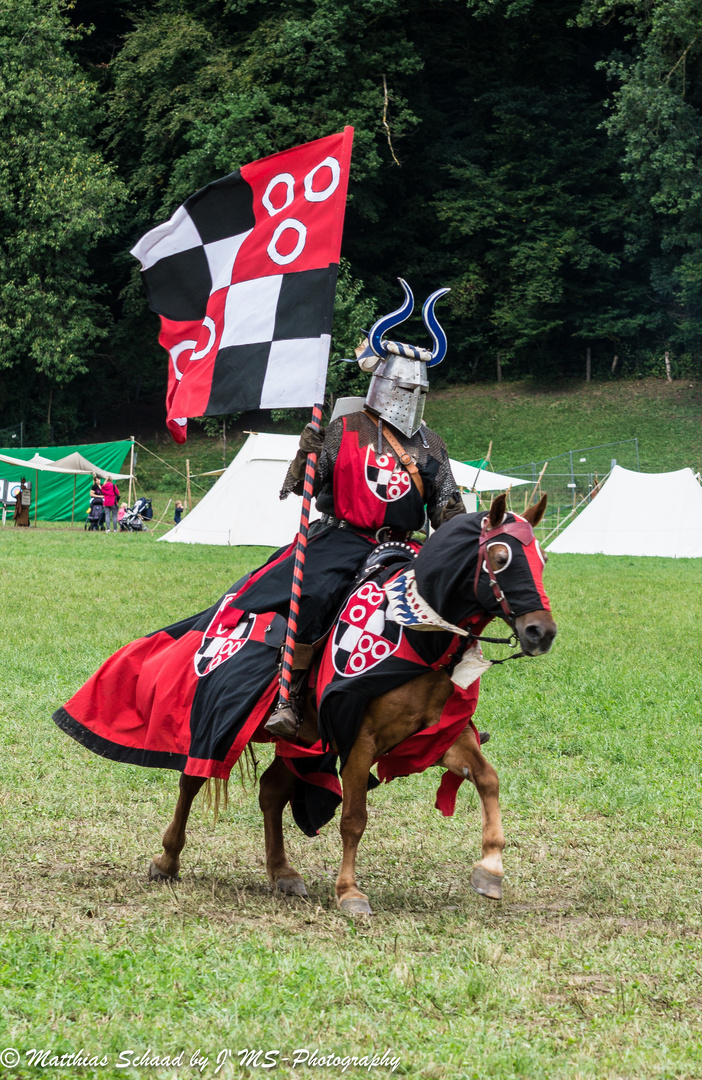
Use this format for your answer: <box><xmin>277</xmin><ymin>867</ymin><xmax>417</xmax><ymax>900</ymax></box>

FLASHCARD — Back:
<box><xmin>547</xmin><ymin>465</ymin><xmax>702</xmax><ymax>558</ymax></box>
<box><xmin>159</xmin><ymin>433</ymin><xmax>320</xmax><ymax>547</ymax></box>
<box><xmin>51</xmin><ymin>451</ymin><xmax>132</xmax><ymax>480</ymax></box>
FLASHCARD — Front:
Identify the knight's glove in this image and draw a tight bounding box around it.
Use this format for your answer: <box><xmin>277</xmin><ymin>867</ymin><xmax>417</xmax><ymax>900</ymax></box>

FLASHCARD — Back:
<box><xmin>290</xmin><ymin>424</ymin><xmax>326</xmax><ymax>481</ymax></box>
<box><xmin>299</xmin><ymin>424</ymin><xmax>326</xmax><ymax>456</ymax></box>
<box><xmin>435</xmin><ymin>495</ymin><xmax>467</xmax><ymax>527</ymax></box>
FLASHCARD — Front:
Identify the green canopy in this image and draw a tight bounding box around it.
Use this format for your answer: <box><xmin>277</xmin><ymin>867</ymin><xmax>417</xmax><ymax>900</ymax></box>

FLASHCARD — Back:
<box><xmin>0</xmin><ymin>440</ymin><xmax>132</xmax><ymax>522</ymax></box>
<box><xmin>463</xmin><ymin>458</ymin><xmax>489</xmax><ymax>469</ymax></box>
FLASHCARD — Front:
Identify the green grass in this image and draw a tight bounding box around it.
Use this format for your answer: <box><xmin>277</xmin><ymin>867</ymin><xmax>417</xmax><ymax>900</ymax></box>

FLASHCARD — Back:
<box><xmin>1</xmin><ymin>530</ymin><xmax>701</xmax><ymax>1079</ymax></box>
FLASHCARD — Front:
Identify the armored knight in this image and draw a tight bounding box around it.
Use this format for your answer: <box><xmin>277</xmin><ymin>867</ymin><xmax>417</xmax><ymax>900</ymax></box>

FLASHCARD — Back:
<box><xmin>256</xmin><ymin>279</ymin><xmax>468</xmax><ymax>738</ymax></box>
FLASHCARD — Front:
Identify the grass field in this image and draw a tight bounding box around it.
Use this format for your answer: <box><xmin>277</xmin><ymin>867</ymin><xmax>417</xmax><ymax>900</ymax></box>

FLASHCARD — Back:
<box><xmin>1</xmin><ymin>527</ymin><xmax>701</xmax><ymax>1080</ymax></box>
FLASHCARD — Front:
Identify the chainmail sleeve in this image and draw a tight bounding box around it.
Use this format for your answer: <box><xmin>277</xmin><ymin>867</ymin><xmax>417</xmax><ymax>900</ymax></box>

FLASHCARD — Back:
<box><xmin>422</xmin><ymin>428</ymin><xmax>467</xmax><ymax>529</ymax></box>
<box><xmin>279</xmin><ymin>418</ymin><xmax>344</xmax><ymax>503</ymax></box>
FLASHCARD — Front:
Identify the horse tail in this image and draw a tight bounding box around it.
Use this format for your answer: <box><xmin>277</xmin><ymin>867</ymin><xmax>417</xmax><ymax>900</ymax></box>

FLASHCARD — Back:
<box><xmin>203</xmin><ymin>778</ymin><xmax>229</xmax><ymax>823</ymax></box>
<box><xmin>201</xmin><ymin>745</ymin><xmax>259</xmax><ymax>822</ymax></box>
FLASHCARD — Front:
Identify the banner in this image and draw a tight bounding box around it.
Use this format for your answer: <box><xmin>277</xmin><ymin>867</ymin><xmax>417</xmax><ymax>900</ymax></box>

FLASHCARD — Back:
<box><xmin>131</xmin><ymin>129</ymin><xmax>354</xmax><ymax>442</ymax></box>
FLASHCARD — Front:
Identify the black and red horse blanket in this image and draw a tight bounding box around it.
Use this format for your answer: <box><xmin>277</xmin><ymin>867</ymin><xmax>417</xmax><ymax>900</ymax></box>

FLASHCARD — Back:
<box><xmin>54</xmin><ymin>562</ymin><xmax>486</xmax><ymax>832</ymax></box>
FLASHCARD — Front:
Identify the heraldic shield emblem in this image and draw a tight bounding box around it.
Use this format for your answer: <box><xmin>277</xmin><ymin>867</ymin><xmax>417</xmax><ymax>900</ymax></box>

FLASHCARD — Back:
<box><xmin>331</xmin><ymin>581</ymin><xmax>403</xmax><ymax>677</ymax></box>
<box><xmin>364</xmin><ymin>445</ymin><xmax>412</xmax><ymax>503</ymax></box>
<box><xmin>194</xmin><ymin>594</ymin><xmax>257</xmax><ymax>677</ymax></box>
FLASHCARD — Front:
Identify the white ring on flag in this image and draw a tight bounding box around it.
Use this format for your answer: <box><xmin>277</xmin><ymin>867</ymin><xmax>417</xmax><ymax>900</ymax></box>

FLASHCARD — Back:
<box><xmin>263</xmin><ymin>173</ymin><xmax>295</xmax><ymax>216</ymax></box>
<box><xmin>169</xmin><ymin>338</ymin><xmax>197</xmax><ymax>381</ymax></box>
<box><xmin>190</xmin><ymin>317</ymin><xmax>216</xmax><ymax>361</ymax></box>
<box><xmin>304</xmin><ymin>157</ymin><xmax>340</xmax><ymax>202</ymax></box>
<box><xmin>267</xmin><ymin>219</ymin><xmax>307</xmax><ymax>265</ymax></box>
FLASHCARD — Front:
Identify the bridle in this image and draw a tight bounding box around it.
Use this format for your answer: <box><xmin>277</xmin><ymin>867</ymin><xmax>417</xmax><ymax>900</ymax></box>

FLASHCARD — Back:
<box><xmin>467</xmin><ymin>515</ymin><xmax>537</xmax><ymax>662</ymax></box>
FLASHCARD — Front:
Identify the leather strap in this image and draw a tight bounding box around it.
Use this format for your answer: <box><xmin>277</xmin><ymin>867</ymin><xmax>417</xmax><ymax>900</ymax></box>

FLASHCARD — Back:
<box><xmin>363</xmin><ymin>410</ymin><xmax>424</xmax><ymax>498</ymax></box>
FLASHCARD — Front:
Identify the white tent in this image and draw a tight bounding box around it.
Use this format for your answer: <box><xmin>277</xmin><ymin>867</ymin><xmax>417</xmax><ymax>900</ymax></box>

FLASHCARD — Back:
<box><xmin>159</xmin><ymin>432</ymin><xmax>530</xmax><ymax>548</ymax></box>
<box><xmin>547</xmin><ymin>465</ymin><xmax>702</xmax><ymax>558</ymax></box>
<box><xmin>0</xmin><ymin>450</ymin><xmax>131</xmax><ymax>478</ymax></box>
<box><xmin>450</xmin><ymin>461</ymin><xmax>529</xmax><ymax>493</ymax></box>
<box><xmin>52</xmin><ymin>452</ymin><xmax>132</xmax><ymax>480</ymax></box>
<box><xmin>160</xmin><ymin>433</ymin><xmax>320</xmax><ymax>547</ymax></box>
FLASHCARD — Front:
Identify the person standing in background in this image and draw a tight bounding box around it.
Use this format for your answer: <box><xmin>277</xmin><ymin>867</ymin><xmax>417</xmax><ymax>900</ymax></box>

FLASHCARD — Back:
<box><xmin>174</xmin><ymin>500</ymin><xmax>184</xmax><ymax>524</ymax></box>
<box><xmin>101</xmin><ymin>476</ymin><xmax>120</xmax><ymax>533</ymax></box>
<box><xmin>13</xmin><ymin>478</ymin><xmax>31</xmax><ymax>527</ymax></box>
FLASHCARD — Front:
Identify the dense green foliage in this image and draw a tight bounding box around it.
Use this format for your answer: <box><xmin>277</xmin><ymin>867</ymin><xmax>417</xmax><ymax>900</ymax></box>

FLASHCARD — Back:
<box><xmin>2</xmin><ymin>0</ymin><xmax>702</xmax><ymax>439</ymax></box>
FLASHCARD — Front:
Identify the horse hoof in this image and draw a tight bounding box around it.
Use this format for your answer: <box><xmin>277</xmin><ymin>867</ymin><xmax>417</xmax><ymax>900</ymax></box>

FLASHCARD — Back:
<box><xmin>339</xmin><ymin>897</ymin><xmax>373</xmax><ymax>916</ymax></box>
<box><xmin>470</xmin><ymin>865</ymin><xmax>503</xmax><ymax>900</ymax></box>
<box><xmin>275</xmin><ymin>876</ymin><xmax>308</xmax><ymax>898</ymax></box>
<box><xmin>149</xmin><ymin>861</ymin><xmax>177</xmax><ymax>882</ymax></box>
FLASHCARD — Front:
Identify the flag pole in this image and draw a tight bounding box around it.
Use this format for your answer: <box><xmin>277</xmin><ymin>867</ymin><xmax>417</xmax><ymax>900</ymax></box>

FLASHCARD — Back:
<box><xmin>276</xmin><ymin>402</ymin><xmax>324</xmax><ymax>706</ymax></box>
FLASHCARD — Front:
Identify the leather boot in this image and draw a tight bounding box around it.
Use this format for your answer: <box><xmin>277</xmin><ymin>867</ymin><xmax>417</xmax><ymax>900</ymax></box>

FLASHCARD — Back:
<box><xmin>264</xmin><ymin>643</ymin><xmax>315</xmax><ymax>739</ymax></box>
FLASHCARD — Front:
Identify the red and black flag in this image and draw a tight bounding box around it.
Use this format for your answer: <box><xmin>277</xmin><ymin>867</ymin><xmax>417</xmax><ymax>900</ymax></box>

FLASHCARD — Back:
<box><xmin>131</xmin><ymin>128</ymin><xmax>354</xmax><ymax>442</ymax></box>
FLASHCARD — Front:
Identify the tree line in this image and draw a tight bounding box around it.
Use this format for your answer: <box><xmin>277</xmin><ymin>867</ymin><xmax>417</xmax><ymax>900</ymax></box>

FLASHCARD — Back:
<box><xmin>1</xmin><ymin>0</ymin><xmax>701</xmax><ymax>441</ymax></box>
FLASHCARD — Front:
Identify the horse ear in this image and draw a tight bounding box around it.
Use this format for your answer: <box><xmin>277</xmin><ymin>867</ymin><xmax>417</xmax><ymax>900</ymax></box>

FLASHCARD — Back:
<box><xmin>523</xmin><ymin>493</ymin><xmax>548</xmax><ymax>526</ymax></box>
<box><xmin>488</xmin><ymin>493</ymin><xmax>507</xmax><ymax>528</ymax></box>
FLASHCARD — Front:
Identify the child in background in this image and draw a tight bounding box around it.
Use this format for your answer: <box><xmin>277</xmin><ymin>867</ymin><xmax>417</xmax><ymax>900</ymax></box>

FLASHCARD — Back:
<box><xmin>118</xmin><ymin>502</ymin><xmax>128</xmax><ymax>526</ymax></box>
<box><xmin>174</xmin><ymin>500</ymin><xmax>184</xmax><ymax>525</ymax></box>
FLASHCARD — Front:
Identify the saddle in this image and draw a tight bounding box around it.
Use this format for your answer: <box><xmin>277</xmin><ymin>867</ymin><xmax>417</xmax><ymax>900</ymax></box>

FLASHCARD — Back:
<box><xmin>352</xmin><ymin>540</ymin><xmax>418</xmax><ymax>590</ymax></box>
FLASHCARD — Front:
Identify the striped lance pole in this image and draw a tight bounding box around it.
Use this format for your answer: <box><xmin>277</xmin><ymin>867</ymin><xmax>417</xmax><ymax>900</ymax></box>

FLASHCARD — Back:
<box><xmin>276</xmin><ymin>402</ymin><xmax>324</xmax><ymax>706</ymax></box>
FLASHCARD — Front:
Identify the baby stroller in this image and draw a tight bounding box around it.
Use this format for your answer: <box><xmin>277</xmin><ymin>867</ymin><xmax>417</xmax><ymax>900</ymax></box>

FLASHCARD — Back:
<box><xmin>119</xmin><ymin>498</ymin><xmax>152</xmax><ymax>532</ymax></box>
<box><xmin>132</xmin><ymin>496</ymin><xmax>153</xmax><ymax>520</ymax></box>
<box><xmin>85</xmin><ymin>498</ymin><xmax>105</xmax><ymax>531</ymax></box>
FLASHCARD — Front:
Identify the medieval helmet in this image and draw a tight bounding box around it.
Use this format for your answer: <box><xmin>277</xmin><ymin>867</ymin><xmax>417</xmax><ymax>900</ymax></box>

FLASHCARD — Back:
<box><xmin>357</xmin><ymin>279</ymin><xmax>449</xmax><ymax>438</ymax></box>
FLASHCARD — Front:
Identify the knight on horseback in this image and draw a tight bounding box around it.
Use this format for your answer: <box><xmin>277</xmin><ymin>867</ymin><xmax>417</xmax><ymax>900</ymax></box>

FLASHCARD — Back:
<box><xmin>247</xmin><ymin>279</ymin><xmax>469</xmax><ymax>738</ymax></box>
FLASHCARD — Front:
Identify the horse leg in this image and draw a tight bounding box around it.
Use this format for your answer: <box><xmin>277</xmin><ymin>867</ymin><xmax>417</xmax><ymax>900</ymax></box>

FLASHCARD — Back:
<box><xmin>336</xmin><ymin>727</ymin><xmax>376</xmax><ymax>916</ymax></box>
<box><xmin>440</xmin><ymin>734</ymin><xmax>505</xmax><ymax>901</ymax></box>
<box><xmin>149</xmin><ymin>773</ymin><xmax>206</xmax><ymax>881</ymax></box>
<box><xmin>258</xmin><ymin>757</ymin><xmax>308</xmax><ymax>898</ymax></box>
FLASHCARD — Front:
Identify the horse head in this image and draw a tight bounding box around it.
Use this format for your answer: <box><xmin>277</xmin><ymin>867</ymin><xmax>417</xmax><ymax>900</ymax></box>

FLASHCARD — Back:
<box><xmin>478</xmin><ymin>492</ymin><xmax>557</xmax><ymax>655</ymax></box>
<box><xmin>410</xmin><ymin>493</ymin><xmax>557</xmax><ymax>656</ymax></box>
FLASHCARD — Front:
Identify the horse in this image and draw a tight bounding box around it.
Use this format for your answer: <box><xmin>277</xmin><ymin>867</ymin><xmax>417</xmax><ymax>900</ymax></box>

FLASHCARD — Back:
<box><xmin>148</xmin><ymin>493</ymin><xmax>556</xmax><ymax>915</ymax></box>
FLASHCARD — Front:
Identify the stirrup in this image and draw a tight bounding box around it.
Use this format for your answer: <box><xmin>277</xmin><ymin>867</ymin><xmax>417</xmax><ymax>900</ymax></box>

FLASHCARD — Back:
<box><xmin>265</xmin><ymin>701</ymin><xmax>303</xmax><ymax>740</ymax></box>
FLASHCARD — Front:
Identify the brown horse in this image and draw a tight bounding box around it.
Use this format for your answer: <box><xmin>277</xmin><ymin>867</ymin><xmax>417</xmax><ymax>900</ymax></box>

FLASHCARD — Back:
<box><xmin>149</xmin><ymin>494</ymin><xmax>556</xmax><ymax>915</ymax></box>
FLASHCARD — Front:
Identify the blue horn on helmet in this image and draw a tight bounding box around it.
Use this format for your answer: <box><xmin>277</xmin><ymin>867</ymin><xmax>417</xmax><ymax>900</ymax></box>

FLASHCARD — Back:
<box><xmin>368</xmin><ymin>278</ymin><xmax>415</xmax><ymax>358</ymax></box>
<box><xmin>423</xmin><ymin>287</ymin><xmax>450</xmax><ymax>367</ymax></box>
<box><xmin>368</xmin><ymin>278</ymin><xmax>449</xmax><ymax>364</ymax></box>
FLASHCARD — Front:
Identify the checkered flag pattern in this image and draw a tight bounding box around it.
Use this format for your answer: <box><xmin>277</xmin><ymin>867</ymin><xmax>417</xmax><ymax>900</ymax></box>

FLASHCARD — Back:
<box><xmin>131</xmin><ymin>129</ymin><xmax>354</xmax><ymax>442</ymax></box>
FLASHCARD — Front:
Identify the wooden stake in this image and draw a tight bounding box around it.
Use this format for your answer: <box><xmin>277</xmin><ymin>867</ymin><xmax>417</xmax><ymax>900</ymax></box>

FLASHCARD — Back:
<box><xmin>496</xmin><ymin>354</ymin><xmax>502</xmax><ymax>384</ymax></box>
<box><xmin>586</xmin><ymin>346</ymin><xmax>591</xmax><ymax>382</ymax></box>
<box><xmin>186</xmin><ymin>459</ymin><xmax>192</xmax><ymax>510</ymax></box>
<box><xmin>665</xmin><ymin>350</ymin><xmax>672</xmax><ymax>382</ymax></box>
<box><xmin>527</xmin><ymin>461</ymin><xmax>548</xmax><ymax>508</ymax></box>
